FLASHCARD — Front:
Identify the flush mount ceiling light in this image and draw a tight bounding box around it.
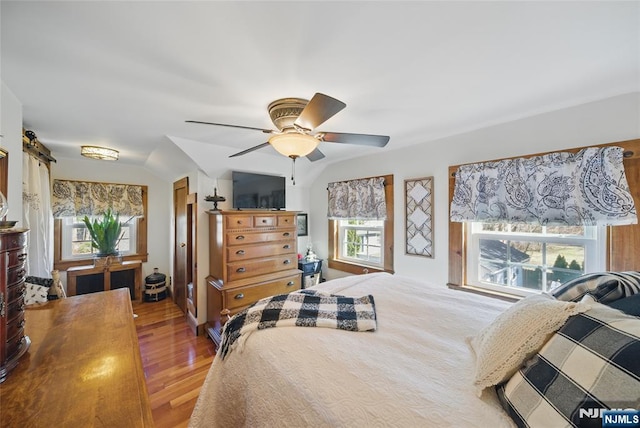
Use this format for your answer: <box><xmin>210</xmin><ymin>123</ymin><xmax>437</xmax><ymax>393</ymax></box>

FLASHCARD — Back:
<box><xmin>268</xmin><ymin>133</ymin><xmax>319</xmax><ymax>185</ymax></box>
<box><xmin>81</xmin><ymin>145</ymin><xmax>119</xmax><ymax>161</ymax></box>
<box><xmin>268</xmin><ymin>133</ymin><xmax>319</xmax><ymax>158</ymax></box>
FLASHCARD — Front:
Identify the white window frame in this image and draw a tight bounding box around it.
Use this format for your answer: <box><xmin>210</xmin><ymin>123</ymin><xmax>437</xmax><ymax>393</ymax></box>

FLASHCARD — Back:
<box><xmin>60</xmin><ymin>216</ymin><xmax>137</xmax><ymax>260</ymax></box>
<box><xmin>466</xmin><ymin>222</ymin><xmax>606</xmax><ymax>297</ymax></box>
<box><xmin>336</xmin><ymin>219</ymin><xmax>385</xmax><ymax>269</ymax></box>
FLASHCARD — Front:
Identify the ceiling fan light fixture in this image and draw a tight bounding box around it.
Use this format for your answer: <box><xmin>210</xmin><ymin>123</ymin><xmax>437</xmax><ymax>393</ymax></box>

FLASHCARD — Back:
<box><xmin>268</xmin><ymin>133</ymin><xmax>318</xmax><ymax>158</ymax></box>
<box><xmin>81</xmin><ymin>145</ymin><xmax>119</xmax><ymax>161</ymax></box>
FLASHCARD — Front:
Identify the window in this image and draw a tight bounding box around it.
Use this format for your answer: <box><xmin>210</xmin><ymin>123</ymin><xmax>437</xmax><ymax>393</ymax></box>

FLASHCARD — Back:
<box><xmin>466</xmin><ymin>222</ymin><xmax>605</xmax><ymax>297</ymax></box>
<box><xmin>60</xmin><ymin>216</ymin><xmax>137</xmax><ymax>259</ymax></box>
<box><xmin>53</xmin><ymin>183</ymin><xmax>148</xmax><ymax>270</ymax></box>
<box><xmin>329</xmin><ymin>174</ymin><xmax>394</xmax><ymax>275</ymax></box>
<box><xmin>337</xmin><ymin>219</ymin><xmax>384</xmax><ymax>268</ymax></box>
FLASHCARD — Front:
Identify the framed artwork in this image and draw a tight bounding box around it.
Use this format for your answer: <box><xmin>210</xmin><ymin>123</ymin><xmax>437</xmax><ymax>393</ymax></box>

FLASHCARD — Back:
<box><xmin>405</xmin><ymin>176</ymin><xmax>434</xmax><ymax>258</ymax></box>
<box><xmin>296</xmin><ymin>213</ymin><xmax>308</xmax><ymax>236</ymax></box>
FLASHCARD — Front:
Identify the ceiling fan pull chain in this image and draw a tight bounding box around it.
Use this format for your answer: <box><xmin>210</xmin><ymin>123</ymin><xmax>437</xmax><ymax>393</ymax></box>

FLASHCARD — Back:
<box><xmin>291</xmin><ymin>157</ymin><xmax>297</xmax><ymax>185</ymax></box>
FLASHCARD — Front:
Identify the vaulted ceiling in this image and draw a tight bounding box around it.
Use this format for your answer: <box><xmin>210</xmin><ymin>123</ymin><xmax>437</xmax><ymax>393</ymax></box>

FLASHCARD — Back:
<box><xmin>2</xmin><ymin>1</ymin><xmax>638</xmax><ymax>184</ymax></box>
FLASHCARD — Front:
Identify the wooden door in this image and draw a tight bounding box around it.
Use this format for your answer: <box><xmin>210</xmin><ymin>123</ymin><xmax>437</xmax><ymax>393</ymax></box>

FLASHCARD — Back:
<box><xmin>186</xmin><ymin>193</ymin><xmax>198</xmax><ymax>335</ymax></box>
<box><xmin>173</xmin><ymin>177</ymin><xmax>188</xmax><ymax>314</ymax></box>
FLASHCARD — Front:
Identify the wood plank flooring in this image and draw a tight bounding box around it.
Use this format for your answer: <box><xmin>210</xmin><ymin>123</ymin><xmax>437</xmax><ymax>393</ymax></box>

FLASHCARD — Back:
<box><xmin>133</xmin><ymin>298</ymin><xmax>216</xmax><ymax>428</ymax></box>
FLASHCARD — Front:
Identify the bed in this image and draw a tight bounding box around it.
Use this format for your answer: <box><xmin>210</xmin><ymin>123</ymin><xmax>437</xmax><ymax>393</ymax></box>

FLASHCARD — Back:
<box><xmin>189</xmin><ymin>272</ymin><xmax>640</xmax><ymax>428</ymax></box>
<box><xmin>190</xmin><ymin>272</ymin><xmax>515</xmax><ymax>427</ymax></box>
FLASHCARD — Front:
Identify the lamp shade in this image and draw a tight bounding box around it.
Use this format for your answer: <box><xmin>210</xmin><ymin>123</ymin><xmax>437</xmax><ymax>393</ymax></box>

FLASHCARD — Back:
<box><xmin>268</xmin><ymin>133</ymin><xmax>319</xmax><ymax>158</ymax></box>
<box><xmin>81</xmin><ymin>145</ymin><xmax>119</xmax><ymax>161</ymax></box>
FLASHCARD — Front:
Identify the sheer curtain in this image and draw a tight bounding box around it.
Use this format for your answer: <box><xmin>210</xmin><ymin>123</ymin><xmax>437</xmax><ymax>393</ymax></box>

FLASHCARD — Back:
<box><xmin>22</xmin><ymin>153</ymin><xmax>53</xmax><ymax>277</ymax></box>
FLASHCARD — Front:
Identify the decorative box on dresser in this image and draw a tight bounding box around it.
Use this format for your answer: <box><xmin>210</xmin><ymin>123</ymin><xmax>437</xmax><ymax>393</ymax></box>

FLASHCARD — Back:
<box><xmin>0</xmin><ymin>228</ymin><xmax>29</xmax><ymax>384</ymax></box>
<box><xmin>206</xmin><ymin>210</ymin><xmax>301</xmax><ymax>347</ymax></box>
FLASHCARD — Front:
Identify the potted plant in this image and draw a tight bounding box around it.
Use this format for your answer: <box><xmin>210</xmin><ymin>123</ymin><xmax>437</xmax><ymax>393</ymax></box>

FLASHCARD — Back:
<box><xmin>83</xmin><ymin>208</ymin><xmax>123</xmax><ymax>260</ymax></box>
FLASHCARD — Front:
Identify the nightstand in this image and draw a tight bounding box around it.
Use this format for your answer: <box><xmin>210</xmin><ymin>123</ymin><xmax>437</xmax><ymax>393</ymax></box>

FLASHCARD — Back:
<box><xmin>298</xmin><ymin>259</ymin><xmax>322</xmax><ymax>289</ymax></box>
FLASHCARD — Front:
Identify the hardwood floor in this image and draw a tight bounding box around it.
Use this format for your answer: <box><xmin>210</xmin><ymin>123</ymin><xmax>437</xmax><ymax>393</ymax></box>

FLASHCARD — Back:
<box><xmin>133</xmin><ymin>298</ymin><xmax>216</xmax><ymax>428</ymax></box>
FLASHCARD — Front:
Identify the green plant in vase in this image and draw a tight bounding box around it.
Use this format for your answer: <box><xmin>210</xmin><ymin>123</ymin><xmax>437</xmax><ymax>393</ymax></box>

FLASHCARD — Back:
<box><xmin>83</xmin><ymin>208</ymin><xmax>123</xmax><ymax>257</ymax></box>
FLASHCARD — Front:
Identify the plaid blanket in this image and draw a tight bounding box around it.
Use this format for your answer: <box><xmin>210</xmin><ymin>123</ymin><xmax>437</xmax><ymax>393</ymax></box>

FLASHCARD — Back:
<box><xmin>219</xmin><ymin>290</ymin><xmax>377</xmax><ymax>360</ymax></box>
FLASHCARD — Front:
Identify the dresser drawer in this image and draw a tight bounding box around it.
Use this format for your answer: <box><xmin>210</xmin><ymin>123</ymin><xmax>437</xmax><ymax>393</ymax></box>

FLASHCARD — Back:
<box><xmin>227</xmin><ymin>230</ymin><xmax>295</xmax><ymax>246</ymax></box>
<box><xmin>5</xmin><ymin>334</ymin><xmax>26</xmax><ymax>362</ymax></box>
<box><xmin>227</xmin><ymin>255</ymin><xmax>297</xmax><ymax>282</ymax></box>
<box><xmin>8</xmin><ymin>251</ymin><xmax>27</xmax><ymax>269</ymax></box>
<box><xmin>225</xmin><ymin>215</ymin><xmax>253</xmax><ymax>229</ymax></box>
<box><xmin>253</xmin><ymin>215</ymin><xmax>276</xmax><ymax>227</ymax></box>
<box><xmin>226</xmin><ymin>240</ymin><xmax>296</xmax><ymax>262</ymax></box>
<box><xmin>6</xmin><ymin>281</ymin><xmax>26</xmax><ymax>303</ymax></box>
<box><xmin>0</xmin><ymin>232</ymin><xmax>28</xmax><ymax>252</ymax></box>
<box><xmin>223</xmin><ymin>274</ymin><xmax>301</xmax><ymax>311</ymax></box>
<box><xmin>277</xmin><ymin>215</ymin><xmax>295</xmax><ymax>228</ymax></box>
<box><xmin>6</xmin><ymin>311</ymin><xmax>25</xmax><ymax>343</ymax></box>
<box><xmin>5</xmin><ymin>295</ymin><xmax>25</xmax><ymax>320</ymax></box>
<box><xmin>7</xmin><ymin>265</ymin><xmax>27</xmax><ymax>287</ymax></box>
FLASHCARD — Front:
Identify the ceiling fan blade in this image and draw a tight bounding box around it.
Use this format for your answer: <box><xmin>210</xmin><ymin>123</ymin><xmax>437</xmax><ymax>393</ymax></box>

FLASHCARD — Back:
<box><xmin>294</xmin><ymin>93</ymin><xmax>346</xmax><ymax>131</ymax></box>
<box><xmin>229</xmin><ymin>142</ymin><xmax>271</xmax><ymax>158</ymax></box>
<box><xmin>306</xmin><ymin>148</ymin><xmax>326</xmax><ymax>162</ymax></box>
<box><xmin>186</xmin><ymin>120</ymin><xmax>273</xmax><ymax>134</ymax></box>
<box><xmin>319</xmin><ymin>132</ymin><xmax>390</xmax><ymax>147</ymax></box>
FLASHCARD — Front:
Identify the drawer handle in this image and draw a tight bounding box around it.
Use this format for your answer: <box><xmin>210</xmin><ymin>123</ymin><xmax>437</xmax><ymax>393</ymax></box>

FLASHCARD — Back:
<box><xmin>237</xmin><ymin>220</ymin><xmax>243</xmax><ymax>224</ymax></box>
<box><xmin>236</xmin><ymin>250</ymin><xmax>245</xmax><ymax>255</ymax></box>
<box><xmin>283</xmin><ymin>232</ymin><xmax>290</xmax><ymax>237</ymax></box>
<box><xmin>17</xmin><ymin>269</ymin><xmax>26</xmax><ymax>278</ymax></box>
<box><xmin>236</xmin><ymin>235</ymin><xmax>245</xmax><ymax>240</ymax></box>
<box><xmin>236</xmin><ymin>267</ymin><xmax>246</xmax><ymax>273</ymax></box>
<box><xmin>283</xmin><ymin>259</ymin><xmax>291</xmax><ymax>265</ymax></box>
<box><xmin>262</xmin><ymin>219</ymin><xmax>267</xmax><ymax>223</ymax></box>
<box><xmin>17</xmin><ymin>253</ymin><xmax>27</xmax><ymax>261</ymax></box>
<box><xmin>0</xmin><ymin>292</ymin><xmax>4</xmax><ymax>317</ymax></box>
<box><xmin>19</xmin><ymin>319</ymin><xmax>25</xmax><ymax>328</ymax></box>
<box><xmin>234</xmin><ymin>293</ymin><xmax>244</xmax><ymax>300</ymax></box>
<box><xmin>283</xmin><ymin>244</ymin><xmax>291</xmax><ymax>249</ymax></box>
<box><xmin>287</xmin><ymin>281</ymin><xmax>295</xmax><ymax>287</ymax></box>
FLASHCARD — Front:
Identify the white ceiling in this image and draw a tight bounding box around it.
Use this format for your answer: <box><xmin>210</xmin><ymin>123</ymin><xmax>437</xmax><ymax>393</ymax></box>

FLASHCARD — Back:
<box><xmin>2</xmin><ymin>1</ymin><xmax>639</xmax><ymax>184</ymax></box>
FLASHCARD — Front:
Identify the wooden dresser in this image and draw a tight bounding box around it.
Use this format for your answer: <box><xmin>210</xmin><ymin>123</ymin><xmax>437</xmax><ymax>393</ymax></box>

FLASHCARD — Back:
<box><xmin>205</xmin><ymin>210</ymin><xmax>301</xmax><ymax>347</ymax></box>
<box><xmin>0</xmin><ymin>229</ymin><xmax>29</xmax><ymax>384</ymax></box>
<box><xmin>0</xmin><ymin>289</ymin><xmax>153</xmax><ymax>427</ymax></box>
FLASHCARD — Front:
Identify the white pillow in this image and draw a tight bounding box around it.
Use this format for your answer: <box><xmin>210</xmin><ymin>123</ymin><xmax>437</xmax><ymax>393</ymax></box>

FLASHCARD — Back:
<box><xmin>468</xmin><ymin>293</ymin><xmax>590</xmax><ymax>395</ymax></box>
<box><xmin>24</xmin><ymin>282</ymin><xmax>49</xmax><ymax>305</ymax></box>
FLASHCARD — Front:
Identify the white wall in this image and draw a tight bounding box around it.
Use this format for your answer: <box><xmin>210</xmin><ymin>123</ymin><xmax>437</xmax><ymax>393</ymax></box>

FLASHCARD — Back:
<box><xmin>52</xmin><ymin>156</ymin><xmax>172</xmax><ymax>284</ymax></box>
<box><xmin>0</xmin><ymin>81</ymin><xmax>25</xmax><ymax>224</ymax></box>
<box><xmin>310</xmin><ymin>92</ymin><xmax>640</xmax><ymax>285</ymax></box>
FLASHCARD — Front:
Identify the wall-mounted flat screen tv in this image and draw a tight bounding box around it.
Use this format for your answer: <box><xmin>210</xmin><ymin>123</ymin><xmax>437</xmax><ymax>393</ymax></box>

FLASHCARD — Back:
<box><xmin>232</xmin><ymin>171</ymin><xmax>286</xmax><ymax>210</ymax></box>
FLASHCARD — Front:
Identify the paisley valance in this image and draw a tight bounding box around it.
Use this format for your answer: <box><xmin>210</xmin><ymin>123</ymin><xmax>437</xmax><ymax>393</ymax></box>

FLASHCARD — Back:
<box><xmin>327</xmin><ymin>177</ymin><xmax>387</xmax><ymax>220</ymax></box>
<box><xmin>52</xmin><ymin>179</ymin><xmax>144</xmax><ymax>218</ymax></box>
<box><xmin>450</xmin><ymin>146</ymin><xmax>637</xmax><ymax>226</ymax></box>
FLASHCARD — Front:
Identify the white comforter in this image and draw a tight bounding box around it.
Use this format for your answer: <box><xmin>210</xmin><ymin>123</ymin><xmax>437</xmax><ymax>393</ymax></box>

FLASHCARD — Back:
<box><xmin>190</xmin><ymin>273</ymin><xmax>516</xmax><ymax>427</ymax></box>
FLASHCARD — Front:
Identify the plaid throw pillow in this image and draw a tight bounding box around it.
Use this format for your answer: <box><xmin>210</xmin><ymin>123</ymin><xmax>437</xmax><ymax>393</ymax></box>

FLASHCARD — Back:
<box><xmin>551</xmin><ymin>271</ymin><xmax>640</xmax><ymax>303</ymax></box>
<box><xmin>496</xmin><ymin>302</ymin><xmax>640</xmax><ymax>428</ymax></box>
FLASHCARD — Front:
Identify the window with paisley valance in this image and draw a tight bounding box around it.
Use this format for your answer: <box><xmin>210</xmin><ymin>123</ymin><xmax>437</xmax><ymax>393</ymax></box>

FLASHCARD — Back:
<box><xmin>52</xmin><ymin>180</ymin><xmax>148</xmax><ymax>270</ymax></box>
<box><xmin>327</xmin><ymin>175</ymin><xmax>394</xmax><ymax>275</ymax></box>
<box><xmin>448</xmin><ymin>144</ymin><xmax>639</xmax><ymax>298</ymax></box>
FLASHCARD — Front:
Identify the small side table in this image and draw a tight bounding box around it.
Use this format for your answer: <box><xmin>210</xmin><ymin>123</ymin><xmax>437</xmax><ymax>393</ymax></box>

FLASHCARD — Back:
<box><xmin>298</xmin><ymin>259</ymin><xmax>322</xmax><ymax>289</ymax></box>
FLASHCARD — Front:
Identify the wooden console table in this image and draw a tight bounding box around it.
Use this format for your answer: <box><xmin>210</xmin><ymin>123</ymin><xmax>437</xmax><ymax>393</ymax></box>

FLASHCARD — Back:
<box><xmin>0</xmin><ymin>289</ymin><xmax>154</xmax><ymax>427</ymax></box>
<box><xmin>66</xmin><ymin>260</ymin><xmax>143</xmax><ymax>302</ymax></box>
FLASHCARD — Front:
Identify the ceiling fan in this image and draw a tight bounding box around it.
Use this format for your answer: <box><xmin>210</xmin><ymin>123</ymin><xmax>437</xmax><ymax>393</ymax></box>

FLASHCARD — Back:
<box><xmin>186</xmin><ymin>93</ymin><xmax>390</xmax><ymax>184</ymax></box>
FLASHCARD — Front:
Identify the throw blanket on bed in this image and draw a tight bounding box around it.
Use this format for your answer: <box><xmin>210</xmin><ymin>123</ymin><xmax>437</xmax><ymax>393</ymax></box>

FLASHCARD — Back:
<box><xmin>219</xmin><ymin>290</ymin><xmax>377</xmax><ymax>360</ymax></box>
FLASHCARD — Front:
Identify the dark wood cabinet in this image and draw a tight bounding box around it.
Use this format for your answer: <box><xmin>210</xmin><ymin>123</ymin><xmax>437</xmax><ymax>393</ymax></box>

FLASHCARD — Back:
<box><xmin>0</xmin><ymin>229</ymin><xmax>30</xmax><ymax>383</ymax></box>
<box><xmin>66</xmin><ymin>260</ymin><xmax>143</xmax><ymax>301</ymax></box>
<box><xmin>205</xmin><ymin>211</ymin><xmax>301</xmax><ymax>347</ymax></box>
